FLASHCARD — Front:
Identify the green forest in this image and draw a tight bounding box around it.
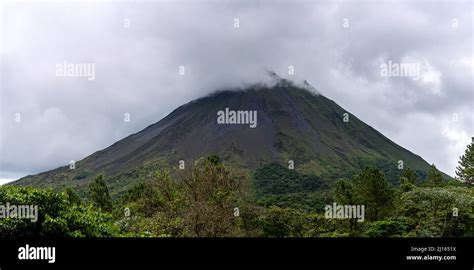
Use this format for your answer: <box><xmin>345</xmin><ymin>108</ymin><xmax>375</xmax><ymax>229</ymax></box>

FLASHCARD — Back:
<box><xmin>1</xmin><ymin>142</ymin><xmax>473</xmax><ymax>238</ymax></box>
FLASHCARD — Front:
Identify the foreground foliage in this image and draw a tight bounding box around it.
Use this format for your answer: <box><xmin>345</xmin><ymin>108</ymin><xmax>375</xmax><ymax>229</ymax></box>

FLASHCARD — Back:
<box><xmin>0</xmin><ymin>186</ymin><xmax>117</xmax><ymax>237</ymax></box>
<box><xmin>1</xmin><ymin>147</ymin><xmax>473</xmax><ymax>237</ymax></box>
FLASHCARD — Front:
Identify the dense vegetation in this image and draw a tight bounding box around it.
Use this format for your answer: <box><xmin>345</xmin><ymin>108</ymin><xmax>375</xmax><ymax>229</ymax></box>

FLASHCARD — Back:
<box><xmin>252</xmin><ymin>163</ymin><xmax>330</xmax><ymax>211</ymax></box>
<box><xmin>1</xmin><ymin>143</ymin><xmax>473</xmax><ymax>237</ymax></box>
<box><xmin>0</xmin><ymin>186</ymin><xmax>117</xmax><ymax>237</ymax></box>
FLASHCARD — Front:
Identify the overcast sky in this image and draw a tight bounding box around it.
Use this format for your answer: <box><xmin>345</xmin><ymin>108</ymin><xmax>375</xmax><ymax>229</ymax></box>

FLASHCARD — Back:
<box><xmin>0</xmin><ymin>0</ymin><xmax>472</xmax><ymax>184</ymax></box>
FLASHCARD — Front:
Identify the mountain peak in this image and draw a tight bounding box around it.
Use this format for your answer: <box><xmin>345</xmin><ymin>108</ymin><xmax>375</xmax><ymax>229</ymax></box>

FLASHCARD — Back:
<box><xmin>262</xmin><ymin>70</ymin><xmax>320</xmax><ymax>95</ymax></box>
<box><xmin>301</xmin><ymin>80</ymin><xmax>320</xmax><ymax>95</ymax></box>
<box><xmin>13</xmin><ymin>78</ymin><xmax>434</xmax><ymax>194</ymax></box>
<box><xmin>263</xmin><ymin>70</ymin><xmax>291</xmax><ymax>87</ymax></box>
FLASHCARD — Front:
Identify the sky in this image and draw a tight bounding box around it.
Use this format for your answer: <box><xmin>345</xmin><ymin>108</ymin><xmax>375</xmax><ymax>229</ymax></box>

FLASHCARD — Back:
<box><xmin>0</xmin><ymin>0</ymin><xmax>472</xmax><ymax>184</ymax></box>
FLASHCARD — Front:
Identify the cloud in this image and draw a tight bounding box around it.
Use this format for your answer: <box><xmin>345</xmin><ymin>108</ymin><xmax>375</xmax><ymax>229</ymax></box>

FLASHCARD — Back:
<box><xmin>0</xmin><ymin>0</ymin><xmax>472</xmax><ymax>179</ymax></box>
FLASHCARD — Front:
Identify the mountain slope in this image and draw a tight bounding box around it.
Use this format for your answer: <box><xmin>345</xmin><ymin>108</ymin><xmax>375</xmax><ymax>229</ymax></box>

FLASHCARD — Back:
<box><xmin>12</xmin><ymin>78</ymin><xmax>440</xmax><ymax>195</ymax></box>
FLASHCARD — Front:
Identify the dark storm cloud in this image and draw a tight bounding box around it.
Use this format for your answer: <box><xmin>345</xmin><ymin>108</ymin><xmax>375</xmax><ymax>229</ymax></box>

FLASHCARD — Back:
<box><xmin>0</xmin><ymin>0</ymin><xmax>472</xmax><ymax>182</ymax></box>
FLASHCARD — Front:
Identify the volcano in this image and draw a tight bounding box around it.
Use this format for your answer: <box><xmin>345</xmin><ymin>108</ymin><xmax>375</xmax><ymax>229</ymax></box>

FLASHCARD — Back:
<box><xmin>12</xmin><ymin>75</ymin><xmax>440</xmax><ymax>195</ymax></box>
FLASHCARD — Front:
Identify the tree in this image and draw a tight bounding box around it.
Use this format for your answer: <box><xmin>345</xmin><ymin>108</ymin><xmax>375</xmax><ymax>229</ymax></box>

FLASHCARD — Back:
<box><xmin>65</xmin><ymin>188</ymin><xmax>82</xmax><ymax>205</ymax></box>
<box><xmin>180</xmin><ymin>156</ymin><xmax>243</xmax><ymax>237</ymax></box>
<box><xmin>0</xmin><ymin>186</ymin><xmax>117</xmax><ymax>237</ymax></box>
<box><xmin>399</xmin><ymin>186</ymin><xmax>474</xmax><ymax>237</ymax></box>
<box><xmin>116</xmin><ymin>155</ymin><xmax>247</xmax><ymax>237</ymax></box>
<box><xmin>363</xmin><ymin>218</ymin><xmax>410</xmax><ymax>237</ymax></box>
<box><xmin>426</xmin><ymin>164</ymin><xmax>443</xmax><ymax>187</ymax></box>
<box><xmin>456</xmin><ymin>141</ymin><xmax>474</xmax><ymax>184</ymax></box>
<box><xmin>258</xmin><ymin>206</ymin><xmax>306</xmax><ymax>237</ymax></box>
<box><xmin>333</xmin><ymin>179</ymin><xmax>356</xmax><ymax>205</ymax></box>
<box><xmin>400</xmin><ymin>168</ymin><xmax>418</xmax><ymax>192</ymax></box>
<box><xmin>400</xmin><ymin>168</ymin><xmax>418</xmax><ymax>185</ymax></box>
<box><xmin>333</xmin><ymin>178</ymin><xmax>360</xmax><ymax>234</ymax></box>
<box><xmin>352</xmin><ymin>166</ymin><xmax>394</xmax><ymax>221</ymax></box>
<box><xmin>207</xmin><ymin>154</ymin><xmax>222</xmax><ymax>166</ymax></box>
<box><xmin>88</xmin><ymin>175</ymin><xmax>113</xmax><ymax>212</ymax></box>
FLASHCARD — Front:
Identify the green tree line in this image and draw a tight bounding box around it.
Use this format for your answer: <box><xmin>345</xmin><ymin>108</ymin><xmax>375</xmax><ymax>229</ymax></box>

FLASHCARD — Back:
<box><xmin>0</xmin><ymin>142</ymin><xmax>472</xmax><ymax>237</ymax></box>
